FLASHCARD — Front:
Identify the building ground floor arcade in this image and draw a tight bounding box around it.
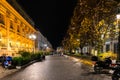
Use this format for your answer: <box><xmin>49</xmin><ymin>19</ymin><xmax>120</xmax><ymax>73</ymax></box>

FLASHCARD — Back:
<box><xmin>0</xmin><ymin>24</ymin><xmax>35</xmax><ymax>56</ymax></box>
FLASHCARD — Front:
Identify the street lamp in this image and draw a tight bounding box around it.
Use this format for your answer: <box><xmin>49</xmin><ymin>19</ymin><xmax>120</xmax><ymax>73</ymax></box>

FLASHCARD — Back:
<box><xmin>116</xmin><ymin>13</ymin><xmax>120</xmax><ymax>60</ymax></box>
<box><xmin>29</xmin><ymin>34</ymin><xmax>36</xmax><ymax>53</ymax></box>
<box><xmin>117</xmin><ymin>14</ymin><xmax>120</xmax><ymax>19</ymax></box>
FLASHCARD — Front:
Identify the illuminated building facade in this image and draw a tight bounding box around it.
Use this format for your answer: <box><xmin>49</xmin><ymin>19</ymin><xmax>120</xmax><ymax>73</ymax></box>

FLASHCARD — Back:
<box><xmin>35</xmin><ymin>31</ymin><xmax>53</xmax><ymax>52</ymax></box>
<box><xmin>0</xmin><ymin>0</ymin><xmax>37</xmax><ymax>56</ymax></box>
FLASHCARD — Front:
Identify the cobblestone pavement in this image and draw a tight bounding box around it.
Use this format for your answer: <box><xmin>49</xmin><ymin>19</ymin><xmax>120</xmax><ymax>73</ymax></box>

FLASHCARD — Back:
<box><xmin>1</xmin><ymin>55</ymin><xmax>113</xmax><ymax>80</ymax></box>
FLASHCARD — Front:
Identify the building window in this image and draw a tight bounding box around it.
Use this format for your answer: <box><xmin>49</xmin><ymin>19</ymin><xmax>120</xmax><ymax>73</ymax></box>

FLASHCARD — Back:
<box><xmin>114</xmin><ymin>43</ymin><xmax>118</xmax><ymax>54</ymax></box>
<box><xmin>14</xmin><ymin>17</ymin><xmax>18</xmax><ymax>23</ymax></box>
<box><xmin>106</xmin><ymin>44</ymin><xmax>110</xmax><ymax>52</ymax></box>
<box><xmin>10</xmin><ymin>20</ymin><xmax>14</xmax><ymax>29</ymax></box>
<box><xmin>0</xmin><ymin>13</ymin><xmax>5</xmax><ymax>25</ymax></box>
<box><xmin>6</xmin><ymin>10</ymin><xmax>10</xmax><ymax>18</ymax></box>
<box><xmin>22</xmin><ymin>28</ymin><xmax>25</xmax><ymax>33</ymax></box>
<box><xmin>0</xmin><ymin>33</ymin><xmax>2</xmax><ymax>41</ymax></box>
<box><xmin>17</xmin><ymin>25</ymin><xmax>20</xmax><ymax>32</ymax></box>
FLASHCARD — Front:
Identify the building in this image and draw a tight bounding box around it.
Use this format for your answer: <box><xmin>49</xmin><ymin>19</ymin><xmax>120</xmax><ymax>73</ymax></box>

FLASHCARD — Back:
<box><xmin>101</xmin><ymin>3</ymin><xmax>120</xmax><ymax>59</ymax></box>
<box><xmin>35</xmin><ymin>30</ymin><xmax>53</xmax><ymax>52</ymax></box>
<box><xmin>0</xmin><ymin>0</ymin><xmax>37</xmax><ymax>56</ymax></box>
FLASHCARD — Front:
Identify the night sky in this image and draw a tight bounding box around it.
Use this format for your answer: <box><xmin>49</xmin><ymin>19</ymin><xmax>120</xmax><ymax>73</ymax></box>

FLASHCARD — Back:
<box><xmin>16</xmin><ymin>0</ymin><xmax>77</xmax><ymax>49</ymax></box>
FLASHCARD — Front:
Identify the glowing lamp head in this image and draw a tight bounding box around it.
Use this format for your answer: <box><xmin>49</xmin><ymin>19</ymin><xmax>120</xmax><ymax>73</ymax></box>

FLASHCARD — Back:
<box><xmin>117</xmin><ymin>14</ymin><xmax>120</xmax><ymax>19</ymax></box>
<box><xmin>29</xmin><ymin>34</ymin><xmax>36</xmax><ymax>40</ymax></box>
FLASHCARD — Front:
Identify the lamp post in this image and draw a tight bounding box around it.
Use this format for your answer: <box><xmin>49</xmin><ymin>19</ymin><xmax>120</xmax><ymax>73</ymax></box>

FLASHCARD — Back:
<box><xmin>117</xmin><ymin>13</ymin><xmax>120</xmax><ymax>60</ymax></box>
<box><xmin>29</xmin><ymin>34</ymin><xmax>36</xmax><ymax>53</ymax></box>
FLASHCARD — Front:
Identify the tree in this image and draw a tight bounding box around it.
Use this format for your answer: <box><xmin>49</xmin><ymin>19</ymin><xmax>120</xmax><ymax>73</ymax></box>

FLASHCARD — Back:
<box><xmin>62</xmin><ymin>0</ymin><xmax>119</xmax><ymax>54</ymax></box>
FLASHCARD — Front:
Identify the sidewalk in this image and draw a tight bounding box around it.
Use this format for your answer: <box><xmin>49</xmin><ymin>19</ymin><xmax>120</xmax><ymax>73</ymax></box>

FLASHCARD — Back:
<box><xmin>0</xmin><ymin>66</ymin><xmax>18</xmax><ymax>78</ymax></box>
<box><xmin>64</xmin><ymin>55</ymin><xmax>93</xmax><ymax>66</ymax></box>
<box><xmin>0</xmin><ymin>60</ymin><xmax>40</xmax><ymax>79</ymax></box>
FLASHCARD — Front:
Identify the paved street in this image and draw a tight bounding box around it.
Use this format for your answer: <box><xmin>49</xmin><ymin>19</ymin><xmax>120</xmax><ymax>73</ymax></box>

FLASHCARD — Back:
<box><xmin>0</xmin><ymin>55</ymin><xmax>112</xmax><ymax>80</ymax></box>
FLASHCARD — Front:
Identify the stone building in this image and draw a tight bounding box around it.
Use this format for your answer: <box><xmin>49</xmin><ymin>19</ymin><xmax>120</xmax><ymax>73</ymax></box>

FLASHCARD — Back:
<box><xmin>0</xmin><ymin>0</ymin><xmax>37</xmax><ymax>56</ymax></box>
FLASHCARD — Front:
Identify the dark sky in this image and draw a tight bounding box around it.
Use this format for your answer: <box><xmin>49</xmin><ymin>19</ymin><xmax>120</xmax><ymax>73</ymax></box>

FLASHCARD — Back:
<box><xmin>16</xmin><ymin>0</ymin><xmax>77</xmax><ymax>49</ymax></box>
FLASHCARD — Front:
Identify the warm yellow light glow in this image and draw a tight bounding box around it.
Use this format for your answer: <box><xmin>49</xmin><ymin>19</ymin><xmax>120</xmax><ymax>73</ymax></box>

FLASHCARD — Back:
<box><xmin>76</xmin><ymin>39</ymin><xmax>79</xmax><ymax>41</ymax></box>
<box><xmin>29</xmin><ymin>34</ymin><xmax>36</xmax><ymax>40</ymax></box>
<box><xmin>98</xmin><ymin>51</ymin><xmax>117</xmax><ymax>60</ymax></box>
<box><xmin>0</xmin><ymin>0</ymin><xmax>37</xmax><ymax>56</ymax></box>
<box><xmin>117</xmin><ymin>14</ymin><xmax>120</xmax><ymax>19</ymax></box>
<box><xmin>95</xmin><ymin>50</ymin><xmax>98</xmax><ymax>56</ymax></box>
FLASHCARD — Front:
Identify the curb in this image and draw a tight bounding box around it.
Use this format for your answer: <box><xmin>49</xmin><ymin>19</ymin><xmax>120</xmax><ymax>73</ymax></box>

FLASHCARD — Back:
<box><xmin>17</xmin><ymin>59</ymin><xmax>42</xmax><ymax>69</ymax></box>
